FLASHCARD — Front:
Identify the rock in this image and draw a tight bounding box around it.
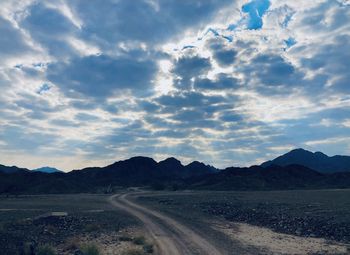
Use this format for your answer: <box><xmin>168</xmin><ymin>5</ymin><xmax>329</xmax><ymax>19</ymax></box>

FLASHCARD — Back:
<box><xmin>74</xmin><ymin>249</ymin><xmax>84</xmax><ymax>255</ymax></box>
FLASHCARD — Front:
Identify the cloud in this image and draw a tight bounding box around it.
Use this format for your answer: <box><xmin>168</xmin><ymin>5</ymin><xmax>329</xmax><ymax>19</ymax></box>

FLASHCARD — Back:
<box><xmin>68</xmin><ymin>0</ymin><xmax>234</xmax><ymax>47</ymax></box>
<box><xmin>0</xmin><ymin>0</ymin><xmax>349</xmax><ymax>170</ymax></box>
<box><xmin>194</xmin><ymin>73</ymin><xmax>240</xmax><ymax>90</ymax></box>
<box><xmin>301</xmin><ymin>35</ymin><xmax>350</xmax><ymax>93</ymax></box>
<box><xmin>243</xmin><ymin>54</ymin><xmax>302</xmax><ymax>88</ymax></box>
<box><xmin>47</xmin><ymin>54</ymin><xmax>158</xmax><ymax>99</ymax></box>
<box><xmin>75</xmin><ymin>112</ymin><xmax>101</xmax><ymax>122</ymax></box>
<box><xmin>0</xmin><ymin>125</ymin><xmax>58</xmax><ymax>152</ymax></box>
<box><xmin>20</xmin><ymin>2</ymin><xmax>80</xmax><ymax>59</ymax></box>
<box><xmin>0</xmin><ymin>17</ymin><xmax>33</xmax><ymax>65</ymax></box>
<box><xmin>172</xmin><ymin>55</ymin><xmax>212</xmax><ymax>89</ymax></box>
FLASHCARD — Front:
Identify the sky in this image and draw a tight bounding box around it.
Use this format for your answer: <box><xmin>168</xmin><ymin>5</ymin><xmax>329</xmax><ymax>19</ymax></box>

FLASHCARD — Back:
<box><xmin>0</xmin><ymin>0</ymin><xmax>349</xmax><ymax>171</ymax></box>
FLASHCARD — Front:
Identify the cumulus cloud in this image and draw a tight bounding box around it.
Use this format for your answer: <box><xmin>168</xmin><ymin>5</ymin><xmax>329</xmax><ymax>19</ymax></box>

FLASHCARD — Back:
<box><xmin>0</xmin><ymin>17</ymin><xmax>31</xmax><ymax>59</ymax></box>
<box><xmin>0</xmin><ymin>0</ymin><xmax>349</xmax><ymax>170</ymax></box>
<box><xmin>194</xmin><ymin>73</ymin><xmax>240</xmax><ymax>90</ymax></box>
<box><xmin>68</xmin><ymin>0</ymin><xmax>234</xmax><ymax>46</ymax></box>
<box><xmin>47</xmin><ymin>54</ymin><xmax>158</xmax><ymax>99</ymax></box>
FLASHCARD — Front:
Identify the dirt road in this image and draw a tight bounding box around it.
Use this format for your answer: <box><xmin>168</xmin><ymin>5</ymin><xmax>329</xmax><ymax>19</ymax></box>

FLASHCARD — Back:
<box><xmin>109</xmin><ymin>193</ymin><xmax>223</xmax><ymax>255</ymax></box>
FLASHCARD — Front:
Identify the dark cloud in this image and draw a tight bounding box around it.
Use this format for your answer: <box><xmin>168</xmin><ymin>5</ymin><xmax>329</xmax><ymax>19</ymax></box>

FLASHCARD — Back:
<box><xmin>70</xmin><ymin>0</ymin><xmax>233</xmax><ymax>47</ymax></box>
<box><xmin>298</xmin><ymin>0</ymin><xmax>350</xmax><ymax>32</ymax></box>
<box><xmin>172</xmin><ymin>55</ymin><xmax>211</xmax><ymax>89</ymax></box>
<box><xmin>50</xmin><ymin>119</ymin><xmax>79</xmax><ymax>127</ymax></box>
<box><xmin>300</xmin><ymin>35</ymin><xmax>350</xmax><ymax>94</ymax></box>
<box><xmin>146</xmin><ymin>91</ymin><xmax>236</xmax><ymax>130</ymax></box>
<box><xmin>70</xmin><ymin>99</ymin><xmax>99</xmax><ymax>111</ymax></box>
<box><xmin>153</xmin><ymin>129</ymin><xmax>188</xmax><ymax>139</ymax></box>
<box><xmin>0</xmin><ymin>125</ymin><xmax>58</xmax><ymax>152</ymax></box>
<box><xmin>252</xmin><ymin>54</ymin><xmax>297</xmax><ymax>85</ymax></box>
<box><xmin>139</xmin><ymin>100</ymin><xmax>160</xmax><ymax>113</ymax></box>
<box><xmin>87</xmin><ymin>120</ymin><xmax>153</xmax><ymax>154</ymax></box>
<box><xmin>15</xmin><ymin>94</ymin><xmax>63</xmax><ymax>120</ymax></box>
<box><xmin>219</xmin><ymin>111</ymin><xmax>243</xmax><ymax>123</ymax></box>
<box><xmin>208</xmin><ymin>39</ymin><xmax>237</xmax><ymax>66</ymax></box>
<box><xmin>75</xmin><ymin>113</ymin><xmax>101</xmax><ymax>122</ymax></box>
<box><xmin>0</xmin><ymin>17</ymin><xmax>31</xmax><ymax>60</ymax></box>
<box><xmin>21</xmin><ymin>3</ymin><xmax>79</xmax><ymax>58</ymax></box>
<box><xmin>235</xmin><ymin>52</ymin><xmax>307</xmax><ymax>95</ymax></box>
<box><xmin>213</xmin><ymin>48</ymin><xmax>237</xmax><ymax>66</ymax></box>
<box><xmin>47</xmin><ymin>54</ymin><xmax>157</xmax><ymax>99</ymax></box>
<box><xmin>156</xmin><ymin>91</ymin><xmax>226</xmax><ymax>112</ymax></box>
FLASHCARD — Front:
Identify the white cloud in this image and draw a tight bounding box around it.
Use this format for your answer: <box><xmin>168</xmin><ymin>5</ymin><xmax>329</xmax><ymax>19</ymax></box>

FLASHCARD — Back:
<box><xmin>0</xmin><ymin>0</ymin><xmax>349</xmax><ymax>169</ymax></box>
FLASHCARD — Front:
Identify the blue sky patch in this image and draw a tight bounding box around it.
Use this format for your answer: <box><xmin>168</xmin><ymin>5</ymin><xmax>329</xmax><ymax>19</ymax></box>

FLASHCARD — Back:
<box><xmin>284</xmin><ymin>37</ymin><xmax>297</xmax><ymax>48</ymax></box>
<box><xmin>242</xmin><ymin>0</ymin><xmax>271</xmax><ymax>30</ymax></box>
<box><xmin>37</xmin><ymin>83</ymin><xmax>51</xmax><ymax>94</ymax></box>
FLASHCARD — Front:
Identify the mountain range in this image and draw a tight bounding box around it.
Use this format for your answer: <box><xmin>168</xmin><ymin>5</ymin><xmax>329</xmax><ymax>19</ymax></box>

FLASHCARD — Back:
<box><xmin>261</xmin><ymin>148</ymin><xmax>350</xmax><ymax>173</ymax></box>
<box><xmin>0</xmin><ymin>149</ymin><xmax>350</xmax><ymax>194</ymax></box>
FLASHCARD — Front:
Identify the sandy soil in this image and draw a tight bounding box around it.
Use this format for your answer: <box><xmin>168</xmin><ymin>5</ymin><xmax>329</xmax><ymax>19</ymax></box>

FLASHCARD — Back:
<box><xmin>213</xmin><ymin>221</ymin><xmax>350</xmax><ymax>255</ymax></box>
<box><xmin>57</xmin><ymin>226</ymin><xmax>146</xmax><ymax>255</ymax></box>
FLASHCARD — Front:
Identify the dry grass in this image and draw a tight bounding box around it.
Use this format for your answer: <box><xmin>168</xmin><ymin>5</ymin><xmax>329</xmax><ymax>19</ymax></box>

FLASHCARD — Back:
<box><xmin>63</xmin><ymin>236</ymin><xmax>81</xmax><ymax>251</ymax></box>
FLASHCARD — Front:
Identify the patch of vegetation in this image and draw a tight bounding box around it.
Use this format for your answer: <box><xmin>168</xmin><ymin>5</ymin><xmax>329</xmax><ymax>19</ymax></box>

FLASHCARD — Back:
<box><xmin>80</xmin><ymin>243</ymin><xmax>100</xmax><ymax>255</ymax></box>
<box><xmin>84</xmin><ymin>223</ymin><xmax>101</xmax><ymax>232</ymax></box>
<box><xmin>122</xmin><ymin>248</ymin><xmax>145</xmax><ymax>255</ymax></box>
<box><xmin>143</xmin><ymin>243</ymin><xmax>154</xmax><ymax>253</ymax></box>
<box><xmin>133</xmin><ymin>235</ymin><xmax>146</xmax><ymax>245</ymax></box>
<box><xmin>119</xmin><ymin>235</ymin><xmax>133</xmax><ymax>242</ymax></box>
<box><xmin>36</xmin><ymin>245</ymin><xmax>56</xmax><ymax>255</ymax></box>
<box><xmin>63</xmin><ymin>236</ymin><xmax>80</xmax><ymax>251</ymax></box>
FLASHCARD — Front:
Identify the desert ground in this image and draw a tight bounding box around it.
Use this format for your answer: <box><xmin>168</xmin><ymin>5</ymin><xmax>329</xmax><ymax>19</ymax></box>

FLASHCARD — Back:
<box><xmin>0</xmin><ymin>189</ymin><xmax>350</xmax><ymax>255</ymax></box>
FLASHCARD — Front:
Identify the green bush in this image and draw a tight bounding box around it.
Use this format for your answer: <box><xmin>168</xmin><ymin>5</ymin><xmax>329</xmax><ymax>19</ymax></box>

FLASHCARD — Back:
<box><xmin>143</xmin><ymin>243</ymin><xmax>154</xmax><ymax>254</ymax></box>
<box><xmin>36</xmin><ymin>245</ymin><xmax>56</xmax><ymax>255</ymax></box>
<box><xmin>133</xmin><ymin>236</ymin><xmax>146</xmax><ymax>245</ymax></box>
<box><xmin>80</xmin><ymin>244</ymin><xmax>100</xmax><ymax>255</ymax></box>
<box><xmin>119</xmin><ymin>235</ymin><xmax>133</xmax><ymax>242</ymax></box>
<box><xmin>84</xmin><ymin>223</ymin><xmax>101</xmax><ymax>232</ymax></box>
<box><xmin>121</xmin><ymin>248</ymin><xmax>144</xmax><ymax>255</ymax></box>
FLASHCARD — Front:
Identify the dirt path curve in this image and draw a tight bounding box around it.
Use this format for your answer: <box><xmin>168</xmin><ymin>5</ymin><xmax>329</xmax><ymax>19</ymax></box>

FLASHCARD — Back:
<box><xmin>109</xmin><ymin>193</ymin><xmax>223</xmax><ymax>255</ymax></box>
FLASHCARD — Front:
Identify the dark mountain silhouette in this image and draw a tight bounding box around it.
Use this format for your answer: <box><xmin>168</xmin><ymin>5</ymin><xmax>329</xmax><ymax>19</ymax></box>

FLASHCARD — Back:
<box><xmin>185</xmin><ymin>161</ymin><xmax>218</xmax><ymax>176</ymax></box>
<box><xmin>157</xmin><ymin>157</ymin><xmax>185</xmax><ymax>178</ymax></box>
<box><xmin>0</xmin><ymin>156</ymin><xmax>216</xmax><ymax>194</ymax></box>
<box><xmin>189</xmin><ymin>164</ymin><xmax>328</xmax><ymax>190</ymax></box>
<box><xmin>156</xmin><ymin>158</ymin><xmax>217</xmax><ymax>178</ymax></box>
<box><xmin>32</xmin><ymin>167</ymin><xmax>62</xmax><ymax>173</ymax></box>
<box><xmin>0</xmin><ymin>164</ymin><xmax>29</xmax><ymax>174</ymax></box>
<box><xmin>261</xmin><ymin>148</ymin><xmax>350</xmax><ymax>173</ymax></box>
<box><xmin>0</xmin><ymin>149</ymin><xmax>350</xmax><ymax>194</ymax></box>
<box><xmin>192</xmin><ymin>163</ymin><xmax>350</xmax><ymax>190</ymax></box>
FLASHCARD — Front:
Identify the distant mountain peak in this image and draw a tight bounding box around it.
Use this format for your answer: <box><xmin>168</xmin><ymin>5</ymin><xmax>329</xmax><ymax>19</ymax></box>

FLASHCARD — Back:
<box><xmin>0</xmin><ymin>164</ymin><xmax>29</xmax><ymax>174</ymax></box>
<box><xmin>187</xmin><ymin>161</ymin><xmax>206</xmax><ymax>167</ymax></box>
<box><xmin>291</xmin><ymin>148</ymin><xmax>309</xmax><ymax>152</ymax></box>
<box><xmin>186</xmin><ymin>161</ymin><xmax>218</xmax><ymax>174</ymax></box>
<box><xmin>261</xmin><ymin>148</ymin><xmax>350</xmax><ymax>173</ymax></box>
<box><xmin>32</xmin><ymin>167</ymin><xmax>62</xmax><ymax>173</ymax></box>
<box><xmin>314</xmin><ymin>151</ymin><xmax>328</xmax><ymax>157</ymax></box>
<box><xmin>159</xmin><ymin>157</ymin><xmax>183</xmax><ymax>166</ymax></box>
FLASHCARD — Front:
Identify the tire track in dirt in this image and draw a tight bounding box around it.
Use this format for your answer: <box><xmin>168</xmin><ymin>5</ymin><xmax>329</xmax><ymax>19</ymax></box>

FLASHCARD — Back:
<box><xmin>109</xmin><ymin>193</ymin><xmax>223</xmax><ymax>255</ymax></box>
